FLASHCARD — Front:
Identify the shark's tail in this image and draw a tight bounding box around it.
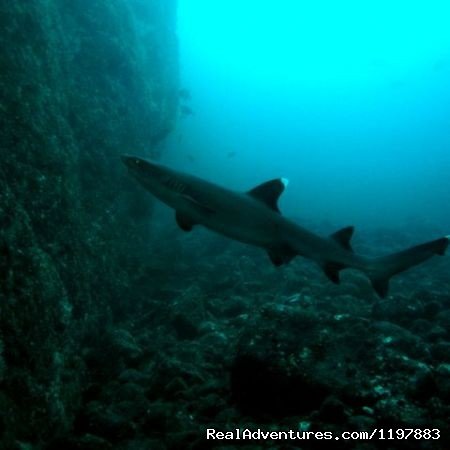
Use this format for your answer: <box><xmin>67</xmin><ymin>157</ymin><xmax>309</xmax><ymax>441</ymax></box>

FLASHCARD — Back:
<box><xmin>366</xmin><ymin>236</ymin><xmax>449</xmax><ymax>297</ymax></box>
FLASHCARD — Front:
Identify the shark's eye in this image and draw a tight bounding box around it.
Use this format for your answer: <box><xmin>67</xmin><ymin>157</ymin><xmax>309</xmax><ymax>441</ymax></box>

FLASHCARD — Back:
<box><xmin>134</xmin><ymin>159</ymin><xmax>140</xmax><ymax>165</ymax></box>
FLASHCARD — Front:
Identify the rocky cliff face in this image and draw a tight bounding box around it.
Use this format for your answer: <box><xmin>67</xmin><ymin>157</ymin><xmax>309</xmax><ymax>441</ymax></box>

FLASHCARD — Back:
<box><xmin>0</xmin><ymin>1</ymin><xmax>178</xmax><ymax>446</ymax></box>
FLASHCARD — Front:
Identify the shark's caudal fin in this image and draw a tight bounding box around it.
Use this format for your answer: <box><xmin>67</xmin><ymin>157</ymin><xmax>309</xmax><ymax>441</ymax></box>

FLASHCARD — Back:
<box><xmin>367</xmin><ymin>236</ymin><xmax>449</xmax><ymax>297</ymax></box>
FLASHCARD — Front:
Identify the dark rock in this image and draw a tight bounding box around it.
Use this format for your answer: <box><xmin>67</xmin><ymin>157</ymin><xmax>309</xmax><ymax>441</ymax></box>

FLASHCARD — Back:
<box><xmin>318</xmin><ymin>396</ymin><xmax>349</xmax><ymax>423</ymax></box>
<box><xmin>229</xmin><ymin>302</ymin><xmax>436</xmax><ymax>419</ymax></box>
<box><xmin>424</xmin><ymin>325</ymin><xmax>447</xmax><ymax>343</ymax></box>
<box><xmin>121</xmin><ymin>439</ymin><xmax>167</xmax><ymax>450</ymax></box>
<box><xmin>118</xmin><ymin>369</ymin><xmax>153</xmax><ymax>386</ymax></box>
<box><xmin>371</xmin><ymin>321</ymin><xmax>428</xmax><ymax>359</ymax></box>
<box><xmin>45</xmin><ymin>434</ymin><xmax>113</xmax><ymax>450</ymax></box>
<box><xmin>221</xmin><ymin>296</ymin><xmax>248</xmax><ymax>318</ymax></box>
<box><xmin>110</xmin><ymin>329</ymin><xmax>144</xmax><ymax>363</ymax></box>
<box><xmin>167</xmin><ymin>431</ymin><xmax>205</xmax><ymax>450</ymax></box>
<box><xmin>75</xmin><ymin>402</ymin><xmax>136</xmax><ymax>442</ymax></box>
<box><xmin>434</xmin><ymin>364</ymin><xmax>450</xmax><ymax>401</ymax></box>
<box><xmin>231</xmin><ymin>352</ymin><xmax>330</xmax><ymax>417</ymax></box>
<box><xmin>172</xmin><ymin>313</ymin><xmax>199</xmax><ymax>340</ymax></box>
<box><xmin>196</xmin><ymin>393</ymin><xmax>225</xmax><ymax>419</ymax></box>
<box><xmin>141</xmin><ymin>402</ymin><xmax>172</xmax><ymax>435</ymax></box>
<box><xmin>435</xmin><ymin>310</ymin><xmax>450</xmax><ymax>334</ymax></box>
<box><xmin>347</xmin><ymin>415</ymin><xmax>377</xmax><ymax>431</ymax></box>
<box><xmin>409</xmin><ymin>368</ymin><xmax>438</xmax><ymax>401</ymax></box>
<box><xmin>422</xmin><ymin>300</ymin><xmax>443</xmax><ymax>319</ymax></box>
<box><xmin>410</xmin><ymin>319</ymin><xmax>434</xmax><ymax>334</ymax></box>
<box><xmin>430</xmin><ymin>342</ymin><xmax>450</xmax><ymax>363</ymax></box>
<box><xmin>371</xmin><ymin>296</ymin><xmax>425</xmax><ymax>325</ymax></box>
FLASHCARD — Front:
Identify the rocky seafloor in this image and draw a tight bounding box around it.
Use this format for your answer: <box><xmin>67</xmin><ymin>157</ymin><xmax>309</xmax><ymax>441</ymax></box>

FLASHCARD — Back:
<box><xmin>40</xmin><ymin>221</ymin><xmax>449</xmax><ymax>450</ymax></box>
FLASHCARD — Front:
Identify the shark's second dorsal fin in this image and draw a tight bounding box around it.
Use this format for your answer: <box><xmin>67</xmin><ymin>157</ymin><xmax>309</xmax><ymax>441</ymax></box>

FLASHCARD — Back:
<box><xmin>247</xmin><ymin>178</ymin><xmax>288</xmax><ymax>213</ymax></box>
<box><xmin>330</xmin><ymin>226</ymin><xmax>354</xmax><ymax>252</ymax></box>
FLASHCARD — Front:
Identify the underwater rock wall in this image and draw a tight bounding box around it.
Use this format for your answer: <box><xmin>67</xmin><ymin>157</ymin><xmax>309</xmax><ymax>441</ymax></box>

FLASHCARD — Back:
<box><xmin>0</xmin><ymin>0</ymin><xmax>178</xmax><ymax>446</ymax></box>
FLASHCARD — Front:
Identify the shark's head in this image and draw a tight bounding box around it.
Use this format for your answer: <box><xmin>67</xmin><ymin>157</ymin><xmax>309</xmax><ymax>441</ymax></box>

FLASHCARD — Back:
<box><xmin>121</xmin><ymin>155</ymin><xmax>160</xmax><ymax>181</ymax></box>
<box><xmin>121</xmin><ymin>155</ymin><xmax>189</xmax><ymax>206</ymax></box>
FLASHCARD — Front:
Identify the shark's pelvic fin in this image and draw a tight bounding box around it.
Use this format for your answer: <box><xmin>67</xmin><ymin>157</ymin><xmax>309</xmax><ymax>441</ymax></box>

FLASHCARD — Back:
<box><xmin>267</xmin><ymin>244</ymin><xmax>297</xmax><ymax>266</ymax></box>
<box><xmin>247</xmin><ymin>178</ymin><xmax>287</xmax><ymax>213</ymax></box>
<box><xmin>330</xmin><ymin>226</ymin><xmax>355</xmax><ymax>252</ymax></box>
<box><xmin>175</xmin><ymin>211</ymin><xmax>196</xmax><ymax>231</ymax></box>
<box><xmin>371</xmin><ymin>278</ymin><xmax>389</xmax><ymax>298</ymax></box>
<box><xmin>322</xmin><ymin>262</ymin><xmax>346</xmax><ymax>284</ymax></box>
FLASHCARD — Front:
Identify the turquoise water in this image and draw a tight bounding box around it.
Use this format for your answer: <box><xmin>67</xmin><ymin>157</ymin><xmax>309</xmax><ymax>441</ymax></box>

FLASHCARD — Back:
<box><xmin>173</xmin><ymin>0</ymin><xmax>450</xmax><ymax>229</ymax></box>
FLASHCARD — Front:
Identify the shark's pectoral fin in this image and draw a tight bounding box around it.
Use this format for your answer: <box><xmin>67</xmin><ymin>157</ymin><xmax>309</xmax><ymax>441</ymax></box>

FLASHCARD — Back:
<box><xmin>330</xmin><ymin>226</ymin><xmax>354</xmax><ymax>252</ymax></box>
<box><xmin>267</xmin><ymin>245</ymin><xmax>297</xmax><ymax>266</ymax></box>
<box><xmin>322</xmin><ymin>262</ymin><xmax>346</xmax><ymax>284</ymax></box>
<box><xmin>175</xmin><ymin>195</ymin><xmax>215</xmax><ymax>231</ymax></box>
<box><xmin>247</xmin><ymin>178</ymin><xmax>288</xmax><ymax>213</ymax></box>
<box><xmin>175</xmin><ymin>211</ymin><xmax>196</xmax><ymax>231</ymax></box>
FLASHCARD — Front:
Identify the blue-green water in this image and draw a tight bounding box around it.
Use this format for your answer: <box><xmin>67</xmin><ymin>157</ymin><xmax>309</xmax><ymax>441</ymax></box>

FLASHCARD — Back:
<box><xmin>171</xmin><ymin>0</ymin><xmax>450</xmax><ymax>230</ymax></box>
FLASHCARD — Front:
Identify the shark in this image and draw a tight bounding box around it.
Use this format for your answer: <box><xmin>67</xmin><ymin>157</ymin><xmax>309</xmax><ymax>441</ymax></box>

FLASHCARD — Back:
<box><xmin>122</xmin><ymin>155</ymin><xmax>449</xmax><ymax>297</ymax></box>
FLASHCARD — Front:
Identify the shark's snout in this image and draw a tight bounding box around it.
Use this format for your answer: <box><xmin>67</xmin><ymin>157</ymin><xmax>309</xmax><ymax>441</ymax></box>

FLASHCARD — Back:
<box><xmin>121</xmin><ymin>155</ymin><xmax>159</xmax><ymax>176</ymax></box>
<box><xmin>122</xmin><ymin>155</ymin><xmax>189</xmax><ymax>207</ymax></box>
<box><xmin>121</xmin><ymin>155</ymin><xmax>166</xmax><ymax>186</ymax></box>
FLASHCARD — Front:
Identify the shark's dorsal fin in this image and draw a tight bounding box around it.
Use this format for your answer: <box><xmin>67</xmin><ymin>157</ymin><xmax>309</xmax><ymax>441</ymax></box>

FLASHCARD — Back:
<box><xmin>330</xmin><ymin>226</ymin><xmax>354</xmax><ymax>252</ymax></box>
<box><xmin>247</xmin><ymin>178</ymin><xmax>288</xmax><ymax>213</ymax></box>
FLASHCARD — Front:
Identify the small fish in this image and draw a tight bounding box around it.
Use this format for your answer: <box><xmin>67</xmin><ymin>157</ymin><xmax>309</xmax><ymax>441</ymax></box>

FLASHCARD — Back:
<box><xmin>186</xmin><ymin>154</ymin><xmax>196</xmax><ymax>163</ymax></box>
<box><xmin>179</xmin><ymin>88</ymin><xmax>191</xmax><ymax>100</ymax></box>
<box><xmin>180</xmin><ymin>105</ymin><xmax>194</xmax><ymax>116</ymax></box>
<box><xmin>150</xmin><ymin>127</ymin><xmax>171</xmax><ymax>147</ymax></box>
<box><xmin>227</xmin><ymin>151</ymin><xmax>237</xmax><ymax>158</ymax></box>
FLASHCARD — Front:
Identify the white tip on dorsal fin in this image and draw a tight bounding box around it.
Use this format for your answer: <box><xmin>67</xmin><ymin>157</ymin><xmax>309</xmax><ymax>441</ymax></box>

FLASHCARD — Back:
<box><xmin>281</xmin><ymin>177</ymin><xmax>289</xmax><ymax>187</ymax></box>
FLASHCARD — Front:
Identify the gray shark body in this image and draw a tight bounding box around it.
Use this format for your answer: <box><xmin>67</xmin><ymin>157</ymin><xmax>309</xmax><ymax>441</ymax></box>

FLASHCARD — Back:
<box><xmin>122</xmin><ymin>155</ymin><xmax>449</xmax><ymax>297</ymax></box>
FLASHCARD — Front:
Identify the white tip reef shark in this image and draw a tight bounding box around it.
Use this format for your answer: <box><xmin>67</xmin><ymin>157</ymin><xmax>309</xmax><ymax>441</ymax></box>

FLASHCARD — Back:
<box><xmin>122</xmin><ymin>155</ymin><xmax>449</xmax><ymax>297</ymax></box>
